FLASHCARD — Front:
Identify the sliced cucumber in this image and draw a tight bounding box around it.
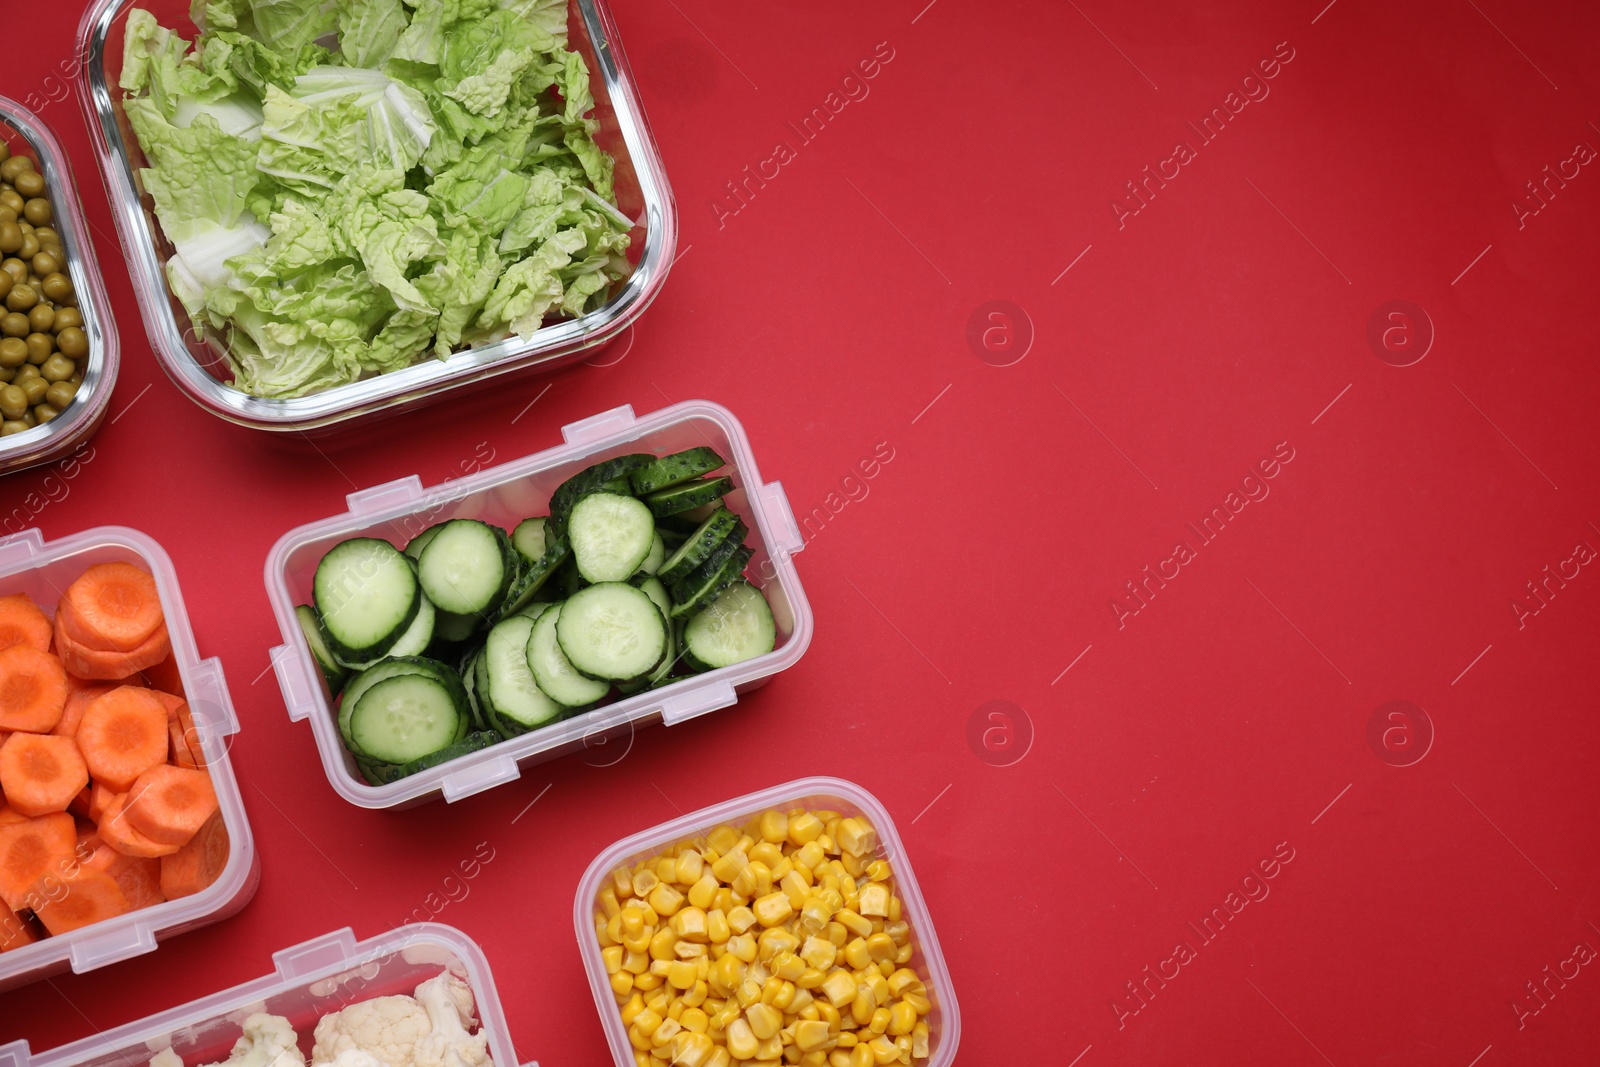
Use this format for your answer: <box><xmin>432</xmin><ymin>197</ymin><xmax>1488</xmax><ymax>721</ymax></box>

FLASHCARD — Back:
<box><xmin>347</xmin><ymin>673</ymin><xmax>466</xmax><ymax>764</ymax></box>
<box><xmin>556</xmin><ymin>582</ymin><xmax>668</xmax><ymax>682</ymax></box>
<box><xmin>569</xmin><ymin>492</ymin><xmax>656</xmax><ymax>582</ymax></box>
<box><xmin>629</xmin><ymin>447</ymin><xmax>726</xmax><ymax>495</ymax></box>
<box><xmin>489</xmin><ymin>535</ymin><xmax>570</xmax><ymax>624</ymax></box>
<box><xmin>517</xmin><ymin>600</ymin><xmax>556</xmax><ymax>622</ymax></box>
<box><xmin>548</xmin><ymin>454</ymin><xmax>655</xmax><ymax>535</ymax></box>
<box><xmin>669</xmin><ymin>546</ymin><xmax>753</xmax><ymax>618</ymax></box>
<box><xmin>295</xmin><ymin>605</ymin><xmax>347</xmax><ymax>691</ymax></box>
<box><xmin>511</xmin><ymin>517</ymin><xmax>548</xmax><ymax>563</ymax></box>
<box><xmin>642</xmin><ymin>476</ymin><xmax>734</xmax><ymax>518</ymax></box>
<box><xmin>637</xmin><ymin>577</ymin><xmax>671</xmax><ymax>620</ymax></box>
<box><xmin>526</xmin><ymin>604</ymin><xmax>611</xmax><ymax>706</ymax></box>
<box><xmin>483</xmin><ymin>614</ymin><xmax>564</xmax><ymax>734</ymax></box>
<box><xmin>359</xmin><ymin>732</ymin><xmax>502</xmax><ymax>785</ymax></box>
<box><xmin>404</xmin><ymin>525</ymin><xmax>443</xmax><ymax>561</ymax></box>
<box><xmin>635</xmin><ymin>532</ymin><xmax>666</xmax><ymax>577</ymax></box>
<box><xmin>460</xmin><ymin>648</ymin><xmax>486</xmax><ymax>732</ymax></box>
<box><xmin>314</xmin><ymin>538</ymin><xmax>421</xmax><ymax>662</ymax></box>
<box><xmin>683</xmin><ymin>581</ymin><xmax>776</xmax><ymax>670</ymax></box>
<box><xmin>337</xmin><ymin>592</ymin><xmax>435</xmax><ymax>669</ymax></box>
<box><xmin>417</xmin><ymin>519</ymin><xmax>514</xmax><ymax>616</ymax></box>
<box><xmin>658</xmin><ymin>508</ymin><xmax>744</xmax><ymax>584</ymax></box>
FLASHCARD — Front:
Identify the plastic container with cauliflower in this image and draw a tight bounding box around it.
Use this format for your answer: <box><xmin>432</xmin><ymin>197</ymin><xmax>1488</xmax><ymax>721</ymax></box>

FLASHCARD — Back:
<box><xmin>0</xmin><ymin>924</ymin><xmax>536</xmax><ymax>1067</ymax></box>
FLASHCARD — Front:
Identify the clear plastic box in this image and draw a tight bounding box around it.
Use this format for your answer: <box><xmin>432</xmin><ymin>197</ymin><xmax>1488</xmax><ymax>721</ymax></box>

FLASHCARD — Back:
<box><xmin>264</xmin><ymin>400</ymin><xmax>813</xmax><ymax>809</ymax></box>
<box><xmin>74</xmin><ymin>0</ymin><xmax>676</xmax><ymax>433</ymax></box>
<box><xmin>0</xmin><ymin>525</ymin><xmax>257</xmax><ymax>991</ymax></box>
<box><xmin>0</xmin><ymin>97</ymin><xmax>120</xmax><ymax>478</ymax></box>
<box><xmin>574</xmin><ymin>776</ymin><xmax>962</xmax><ymax>1067</ymax></box>
<box><xmin>0</xmin><ymin>923</ymin><xmax>536</xmax><ymax>1067</ymax></box>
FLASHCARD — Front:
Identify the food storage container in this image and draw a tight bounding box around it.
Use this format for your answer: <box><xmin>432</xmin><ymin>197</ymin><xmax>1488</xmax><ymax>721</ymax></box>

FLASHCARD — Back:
<box><xmin>75</xmin><ymin>0</ymin><xmax>676</xmax><ymax>433</ymax></box>
<box><xmin>0</xmin><ymin>923</ymin><xmax>537</xmax><ymax>1067</ymax></box>
<box><xmin>0</xmin><ymin>525</ymin><xmax>257</xmax><ymax>992</ymax></box>
<box><xmin>575</xmin><ymin>776</ymin><xmax>962</xmax><ymax>1067</ymax></box>
<box><xmin>0</xmin><ymin>98</ymin><xmax>120</xmax><ymax>478</ymax></box>
<box><xmin>265</xmin><ymin>400</ymin><xmax>812</xmax><ymax>810</ymax></box>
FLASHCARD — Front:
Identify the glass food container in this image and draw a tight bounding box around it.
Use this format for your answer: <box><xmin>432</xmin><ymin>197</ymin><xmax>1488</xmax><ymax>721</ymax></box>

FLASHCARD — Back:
<box><xmin>75</xmin><ymin>0</ymin><xmax>676</xmax><ymax>433</ymax></box>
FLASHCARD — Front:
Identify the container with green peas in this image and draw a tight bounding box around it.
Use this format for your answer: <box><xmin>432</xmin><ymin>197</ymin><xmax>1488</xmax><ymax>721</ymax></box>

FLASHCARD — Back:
<box><xmin>0</xmin><ymin>95</ymin><xmax>118</xmax><ymax>478</ymax></box>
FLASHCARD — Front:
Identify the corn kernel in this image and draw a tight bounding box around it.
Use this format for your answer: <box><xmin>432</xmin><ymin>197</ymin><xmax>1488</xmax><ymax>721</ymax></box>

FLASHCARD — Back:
<box><xmin>603</xmin><ymin>945</ymin><xmax>626</xmax><ymax>973</ymax></box>
<box><xmin>750</xmin><ymin>840</ymin><xmax>784</xmax><ymax>868</ymax></box>
<box><xmin>651</xmin><ymin>882</ymin><xmax>686</xmax><ymax>918</ymax></box>
<box><xmin>787</xmin><ymin>813</ymin><xmax>823</xmax><ymax>846</ymax></box>
<box><xmin>737</xmin><ymin>978</ymin><xmax>763</xmax><ymax>1008</ymax></box>
<box><xmin>679</xmin><ymin>1006</ymin><xmax>709</xmax><ymax>1033</ymax></box>
<box><xmin>901</xmin><ymin>990</ymin><xmax>931</xmax><ymax>1015</ymax></box>
<box><xmin>635</xmin><ymin>971</ymin><xmax>664</xmax><ymax>992</ymax></box>
<box><xmin>850</xmin><ymin>989</ymin><xmax>875</xmax><ymax>1027</ymax></box>
<box><xmin>800</xmin><ymin>936</ymin><xmax>837</xmax><ymax>970</ymax></box>
<box><xmin>707</xmin><ymin>908</ymin><xmax>731</xmax><ymax>944</ymax></box>
<box><xmin>628</xmin><ymin>1026</ymin><xmax>652</xmax><ymax>1053</ymax></box>
<box><xmin>768</xmin><ymin>950</ymin><xmax>802</xmax><ymax>981</ymax></box>
<box><xmin>623</xmin><ymin>950</ymin><xmax>650</xmax><ymax>975</ymax></box>
<box><xmin>797</xmin><ymin>967</ymin><xmax>827</xmax><ymax>990</ymax></box>
<box><xmin>857</xmin><ymin>885</ymin><xmax>889</xmax><ymax>919</ymax></box>
<box><xmin>684</xmin><ymin>980</ymin><xmax>709</xmax><ymax>1008</ymax></box>
<box><xmin>821</xmin><ymin>971</ymin><xmax>857</xmax><ymax>1009</ymax></box>
<box><xmin>851</xmin><ymin>1045</ymin><xmax>875</xmax><ymax>1067</ymax></box>
<box><xmin>708</xmin><ymin>825</ymin><xmax>740</xmax><ymax>853</ymax></box>
<box><xmin>679</xmin><ymin>871</ymin><xmax>714</xmax><ymax>909</ymax></box>
<box><xmin>636</xmin><ymin>1008</ymin><xmax>664</xmax><ymax>1037</ymax></box>
<box><xmin>886</xmin><ymin>896</ymin><xmax>901</xmax><ymax>923</ymax></box>
<box><xmin>798</xmin><ymin>1054</ymin><xmax>827</xmax><ymax>1067</ymax></box>
<box><xmin>795</xmin><ymin>840</ymin><xmax>826</xmax><ymax>871</ymax></box>
<box><xmin>674</xmin><ymin>1031</ymin><xmax>715</xmax><ymax>1067</ymax></box>
<box><xmin>863</xmin><ymin>972</ymin><xmax>889</xmax><ymax>1007</ymax></box>
<box><xmin>758</xmin><ymin>928</ymin><xmax>800</xmax><ymax>960</ymax></box>
<box><xmin>910</xmin><ymin>1022</ymin><xmax>927</xmax><ymax>1059</ymax></box>
<box><xmin>728</xmin><ymin>905</ymin><xmax>758</xmax><ymax>934</ymax></box>
<box><xmin>759</xmin><ymin>810</ymin><xmax>789</xmax><ymax>842</ymax></box>
<box><xmin>843</xmin><ymin>939</ymin><xmax>871</xmax><ymax>970</ymax></box>
<box><xmin>864</xmin><ymin>934</ymin><xmax>894</xmax><ymax>964</ymax></box>
<box><xmin>792</xmin><ymin>988</ymin><xmax>816</xmax><ymax>1015</ymax></box>
<box><xmin>753</xmin><ymin>1033</ymin><xmax>782</xmax><ymax>1062</ymax></box>
<box><xmin>676</xmin><ymin>849</ymin><xmax>705</xmax><ymax>885</ymax></box>
<box><xmin>634</xmin><ymin>869</ymin><xmax>661</xmax><ymax>897</ymax></box>
<box><xmin>636</xmin><ymin>1053</ymin><xmax>653</xmax><ymax>1067</ymax></box>
<box><xmin>893</xmin><ymin>944</ymin><xmax>912</xmax><ymax>966</ymax></box>
<box><xmin>612</xmin><ymin>865</ymin><xmax>634</xmax><ymax>895</ymax></box>
<box><xmin>728</xmin><ymin>934</ymin><xmax>758</xmax><ymax>963</ymax></box>
<box><xmin>653</xmin><ymin>857</ymin><xmax>676</xmax><ymax>884</ymax></box>
<box><xmin>711</xmin><ymin>848</ymin><xmax>749</xmax><ymax>884</ymax></box>
<box><xmin>725</xmin><ymin>1016</ymin><xmax>759</xmax><ymax>1059</ymax></box>
<box><xmin>653</xmin><ymin>1017</ymin><xmax>683</xmax><ymax>1047</ymax></box>
<box><xmin>664</xmin><ymin>960</ymin><xmax>696</xmax><ymax>989</ymax></box>
<box><xmin>672</xmin><ymin>907</ymin><xmax>709</xmax><ymax>941</ymax></box>
<box><xmin>836</xmin><ymin>911</ymin><xmax>872</xmax><ymax>938</ymax></box>
<box><xmin>826</xmin><ymin>922</ymin><xmax>848</xmax><ymax>947</ymax></box>
<box><xmin>866</xmin><ymin>1036</ymin><xmax>899</xmax><ymax>1065</ymax></box>
<box><xmin>836</xmin><ymin>818</ymin><xmax>876</xmax><ymax>856</ymax></box>
<box><xmin>707</xmin><ymin>1050</ymin><xmax>732</xmax><ymax>1067</ymax></box>
<box><xmin>829</xmin><ymin>1054</ymin><xmax>852</xmax><ymax>1067</ymax></box>
<box><xmin>746</xmin><ymin>1002</ymin><xmax>783</xmax><ymax>1040</ymax></box>
<box><xmin>611</xmin><ymin>971</ymin><xmax>635</xmax><ymax>996</ymax></box>
<box><xmin>794</xmin><ymin>1020</ymin><xmax>833</xmax><ymax>1053</ymax></box>
<box><xmin>651</xmin><ymin>960</ymin><xmax>672</xmax><ymax>977</ymax></box>
<box><xmin>715</xmin><ymin>888</ymin><xmax>737</xmax><ymax>913</ymax></box>
<box><xmin>651</xmin><ymin>928</ymin><xmax>680</xmax><ymax>961</ymax></box>
<box><xmin>887</xmin><ymin>1002</ymin><xmax>915</xmax><ymax>1036</ymax></box>
<box><xmin>774</xmin><ymin>979</ymin><xmax>798</xmax><ymax>1011</ymax></box>
<box><xmin>754</xmin><ymin>892</ymin><xmax>794</xmax><ymax>928</ymax></box>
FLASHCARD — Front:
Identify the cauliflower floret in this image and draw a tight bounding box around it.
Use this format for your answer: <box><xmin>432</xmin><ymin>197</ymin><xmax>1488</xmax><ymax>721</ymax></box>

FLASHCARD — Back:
<box><xmin>201</xmin><ymin>1014</ymin><xmax>305</xmax><ymax>1067</ymax></box>
<box><xmin>150</xmin><ymin>1049</ymin><xmax>185</xmax><ymax>1067</ymax></box>
<box><xmin>312</xmin><ymin>996</ymin><xmax>432</xmax><ymax>1067</ymax></box>
<box><xmin>328</xmin><ymin>1051</ymin><xmax>390</xmax><ymax>1067</ymax></box>
<box><xmin>413</xmin><ymin>974</ymin><xmax>491</xmax><ymax>1067</ymax></box>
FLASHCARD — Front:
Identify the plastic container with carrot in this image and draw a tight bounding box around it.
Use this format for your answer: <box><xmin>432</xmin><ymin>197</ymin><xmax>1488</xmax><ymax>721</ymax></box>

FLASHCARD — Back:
<box><xmin>0</xmin><ymin>525</ymin><xmax>254</xmax><ymax>991</ymax></box>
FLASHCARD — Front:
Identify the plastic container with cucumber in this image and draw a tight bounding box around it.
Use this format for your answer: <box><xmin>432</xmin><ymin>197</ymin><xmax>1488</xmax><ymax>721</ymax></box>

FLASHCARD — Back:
<box><xmin>293</xmin><ymin>447</ymin><xmax>778</xmax><ymax>787</ymax></box>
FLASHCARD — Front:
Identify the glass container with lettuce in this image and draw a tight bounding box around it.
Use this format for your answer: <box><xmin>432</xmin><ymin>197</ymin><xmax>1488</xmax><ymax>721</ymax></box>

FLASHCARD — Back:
<box><xmin>118</xmin><ymin>0</ymin><xmax>635</xmax><ymax>399</ymax></box>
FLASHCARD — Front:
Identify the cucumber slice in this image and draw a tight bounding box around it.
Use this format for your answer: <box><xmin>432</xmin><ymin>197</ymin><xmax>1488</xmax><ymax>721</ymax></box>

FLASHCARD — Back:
<box><xmin>484</xmin><ymin>614</ymin><xmax>564</xmax><ymax>734</ymax></box>
<box><xmin>668</xmin><ymin>532</ymin><xmax>745</xmax><ymax>604</ymax></box>
<box><xmin>683</xmin><ymin>581</ymin><xmax>776</xmax><ymax>670</ymax></box>
<box><xmin>314</xmin><ymin>538</ymin><xmax>421</xmax><ymax>662</ymax></box>
<box><xmin>526</xmin><ymin>604</ymin><xmax>611</xmax><ymax>706</ymax></box>
<box><xmin>629</xmin><ymin>447</ymin><xmax>726</xmax><ymax>495</ymax></box>
<box><xmin>556</xmin><ymin>582</ymin><xmax>669</xmax><ymax>681</ymax></box>
<box><xmin>658</xmin><ymin>508</ymin><xmax>744</xmax><ymax>584</ymax></box>
<box><xmin>635</xmin><ymin>533</ymin><xmax>666</xmax><ymax>577</ymax></box>
<box><xmin>295</xmin><ymin>605</ymin><xmax>347</xmax><ymax>691</ymax></box>
<box><xmin>417</xmin><ymin>519</ymin><xmax>514</xmax><ymax>616</ymax></box>
<box><xmin>548</xmin><ymin>454</ymin><xmax>656</xmax><ymax>535</ymax></box>
<box><xmin>460</xmin><ymin>648</ymin><xmax>486</xmax><ymax>732</ymax></box>
<box><xmin>511</xmin><ymin>517</ymin><xmax>548</xmax><ymax>563</ymax></box>
<box><xmin>642</xmin><ymin>476</ymin><xmax>734</xmax><ymax>518</ymax></box>
<box><xmin>489</xmin><ymin>535</ymin><xmax>570</xmax><ymax>625</ymax></box>
<box><xmin>347</xmin><ymin>673</ymin><xmax>465</xmax><ymax>764</ymax></box>
<box><xmin>669</xmin><ymin>546</ymin><xmax>754</xmax><ymax>618</ymax></box>
<box><xmin>359</xmin><ymin>732</ymin><xmax>502</xmax><ymax>785</ymax></box>
<box><xmin>570</xmin><ymin>492</ymin><xmax>656</xmax><ymax>582</ymax></box>
<box><xmin>339</xmin><ymin>656</ymin><xmax>455</xmax><ymax>752</ymax></box>
<box><xmin>404</xmin><ymin>525</ymin><xmax>443</xmax><ymax>561</ymax></box>
<box><xmin>337</xmin><ymin>592</ymin><xmax>435</xmax><ymax>669</ymax></box>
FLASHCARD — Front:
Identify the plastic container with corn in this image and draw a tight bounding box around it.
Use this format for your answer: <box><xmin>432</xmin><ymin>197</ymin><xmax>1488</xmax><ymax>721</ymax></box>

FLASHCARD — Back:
<box><xmin>590</xmin><ymin>804</ymin><xmax>937</xmax><ymax>1067</ymax></box>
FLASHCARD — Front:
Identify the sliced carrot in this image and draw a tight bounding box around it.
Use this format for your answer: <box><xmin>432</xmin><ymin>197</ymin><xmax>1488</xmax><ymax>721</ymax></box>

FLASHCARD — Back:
<box><xmin>149</xmin><ymin>690</ymin><xmax>186</xmax><ymax>720</ymax></box>
<box><xmin>0</xmin><ymin>644</ymin><xmax>69</xmax><ymax>732</ymax></box>
<box><xmin>60</xmin><ymin>562</ymin><xmax>163</xmax><ymax>653</ymax></box>
<box><xmin>87</xmin><ymin>782</ymin><xmax>116</xmax><ymax>822</ymax></box>
<box><xmin>124</xmin><ymin>764</ymin><xmax>217</xmax><ymax>846</ymax></box>
<box><xmin>32</xmin><ymin>866</ymin><xmax>130</xmax><ymax>934</ymax></box>
<box><xmin>0</xmin><ymin>594</ymin><xmax>52</xmax><ymax>653</ymax></box>
<box><xmin>54</xmin><ymin>611</ymin><xmax>172</xmax><ymax>681</ymax></box>
<box><xmin>178</xmin><ymin>704</ymin><xmax>205</xmax><ymax>770</ymax></box>
<box><xmin>82</xmin><ymin>835</ymin><xmax>163</xmax><ymax>910</ymax></box>
<box><xmin>96</xmin><ymin>793</ymin><xmax>180</xmax><ymax>858</ymax></box>
<box><xmin>139</xmin><ymin>654</ymin><xmax>184</xmax><ymax>696</ymax></box>
<box><xmin>54</xmin><ymin>680</ymin><xmax>120</xmax><ymax>740</ymax></box>
<box><xmin>0</xmin><ymin>806</ymin><xmax>27</xmax><ymax>827</ymax></box>
<box><xmin>1</xmin><ymin>907</ymin><xmax>39</xmax><ymax>951</ymax></box>
<box><xmin>75</xmin><ymin>686</ymin><xmax>169</xmax><ymax>792</ymax></box>
<box><xmin>160</xmin><ymin>810</ymin><xmax>228</xmax><ymax>900</ymax></box>
<box><xmin>0</xmin><ymin>812</ymin><xmax>76</xmax><ymax>910</ymax></box>
<box><xmin>0</xmin><ymin>733</ymin><xmax>90</xmax><ymax>817</ymax></box>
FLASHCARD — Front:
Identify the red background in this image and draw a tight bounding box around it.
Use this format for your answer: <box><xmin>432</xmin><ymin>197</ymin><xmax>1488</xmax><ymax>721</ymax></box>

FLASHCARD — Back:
<box><xmin>5</xmin><ymin>0</ymin><xmax>1600</xmax><ymax>1062</ymax></box>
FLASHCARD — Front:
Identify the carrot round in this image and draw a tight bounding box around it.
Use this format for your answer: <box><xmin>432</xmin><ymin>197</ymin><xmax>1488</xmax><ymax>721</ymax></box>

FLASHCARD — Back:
<box><xmin>54</xmin><ymin>612</ymin><xmax>170</xmax><ymax>681</ymax></box>
<box><xmin>96</xmin><ymin>793</ymin><xmax>181</xmax><ymax>859</ymax></box>
<box><xmin>160</xmin><ymin>810</ymin><xmax>228</xmax><ymax>900</ymax></box>
<box><xmin>0</xmin><ymin>806</ymin><xmax>27</xmax><ymax>827</ymax></box>
<box><xmin>83</xmin><ymin>839</ymin><xmax>163</xmax><ymax>910</ymax></box>
<box><xmin>177</xmin><ymin>703</ymin><xmax>205</xmax><ymax>770</ymax></box>
<box><xmin>87</xmin><ymin>782</ymin><xmax>116</xmax><ymax>822</ymax></box>
<box><xmin>125</xmin><ymin>764</ymin><xmax>217</xmax><ymax>846</ymax></box>
<box><xmin>76</xmin><ymin>687</ymin><xmax>169</xmax><ymax>792</ymax></box>
<box><xmin>1</xmin><ymin>907</ymin><xmax>39</xmax><ymax>952</ymax></box>
<box><xmin>60</xmin><ymin>562</ymin><xmax>163</xmax><ymax>653</ymax></box>
<box><xmin>0</xmin><ymin>594</ymin><xmax>52</xmax><ymax>654</ymax></box>
<box><xmin>53</xmin><ymin>680</ymin><xmax>119</xmax><ymax>740</ymax></box>
<box><xmin>32</xmin><ymin>866</ymin><xmax>130</xmax><ymax>935</ymax></box>
<box><xmin>0</xmin><ymin>644</ymin><xmax>69</xmax><ymax>732</ymax></box>
<box><xmin>0</xmin><ymin>733</ymin><xmax>90</xmax><ymax>817</ymax></box>
<box><xmin>0</xmin><ymin>812</ymin><xmax>76</xmax><ymax>910</ymax></box>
